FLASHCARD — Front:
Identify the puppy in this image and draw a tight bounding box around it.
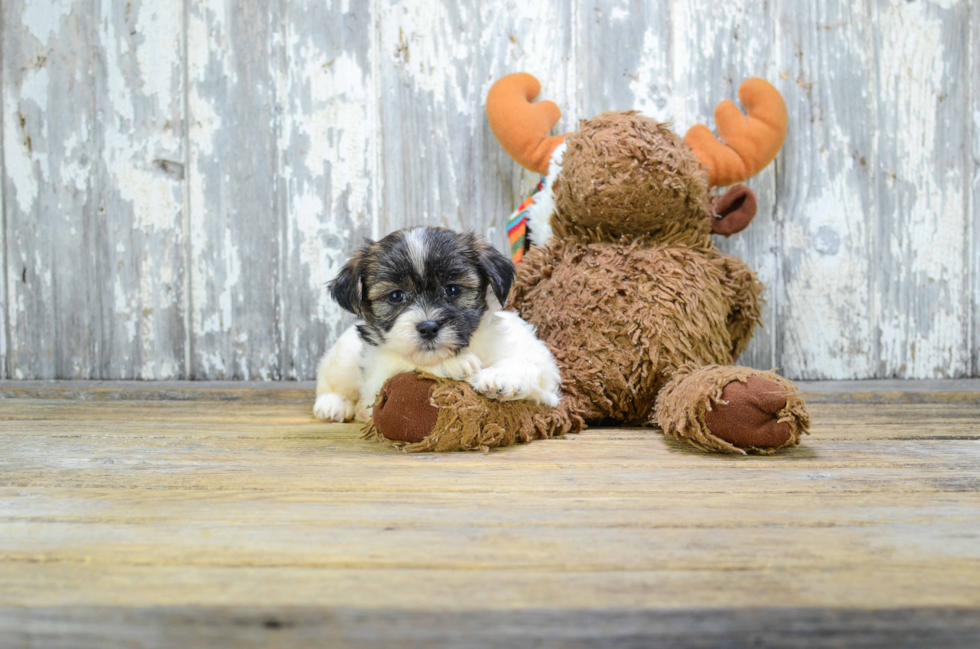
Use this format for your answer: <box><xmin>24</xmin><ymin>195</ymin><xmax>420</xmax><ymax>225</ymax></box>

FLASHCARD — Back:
<box><xmin>314</xmin><ymin>227</ymin><xmax>561</xmax><ymax>422</ymax></box>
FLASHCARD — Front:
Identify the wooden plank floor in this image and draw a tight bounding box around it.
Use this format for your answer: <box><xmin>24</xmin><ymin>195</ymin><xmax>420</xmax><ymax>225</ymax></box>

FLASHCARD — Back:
<box><xmin>1</xmin><ymin>381</ymin><xmax>979</xmax><ymax>648</ymax></box>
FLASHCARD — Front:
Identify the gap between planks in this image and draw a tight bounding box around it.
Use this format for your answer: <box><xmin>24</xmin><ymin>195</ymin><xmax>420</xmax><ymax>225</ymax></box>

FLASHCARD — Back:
<box><xmin>2</xmin><ymin>379</ymin><xmax>980</xmax><ymax>403</ymax></box>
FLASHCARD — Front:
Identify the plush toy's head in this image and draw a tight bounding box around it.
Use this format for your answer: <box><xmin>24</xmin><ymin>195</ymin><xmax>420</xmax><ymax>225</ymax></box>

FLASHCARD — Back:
<box><xmin>487</xmin><ymin>73</ymin><xmax>787</xmax><ymax>246</ymax></box>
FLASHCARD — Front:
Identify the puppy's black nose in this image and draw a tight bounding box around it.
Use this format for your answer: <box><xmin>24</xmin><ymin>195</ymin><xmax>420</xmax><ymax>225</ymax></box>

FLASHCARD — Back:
<box><xmin>416</xmin><ymin>320</ymin><xmax>440</xmax><ymax>340</ymax></box>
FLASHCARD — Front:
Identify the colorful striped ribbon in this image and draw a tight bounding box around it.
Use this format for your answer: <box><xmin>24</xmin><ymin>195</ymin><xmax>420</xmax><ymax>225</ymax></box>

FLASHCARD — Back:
<box><xmin>506</xmin><ymin>177</ymin><xmax>546</xmax><ymax>263</ymax></box>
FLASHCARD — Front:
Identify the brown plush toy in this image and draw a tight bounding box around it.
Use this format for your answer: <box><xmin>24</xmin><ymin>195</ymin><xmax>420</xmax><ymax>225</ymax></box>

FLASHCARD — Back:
<box><xmin>367</xmin><ymin>72</ymin><xmax>809</xmax><ymax>455</ymax></box>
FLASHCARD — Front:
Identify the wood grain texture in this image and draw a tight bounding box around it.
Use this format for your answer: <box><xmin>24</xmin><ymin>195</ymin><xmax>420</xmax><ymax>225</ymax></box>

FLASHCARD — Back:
<box><xmin>3</xmin><ymin>606</ymin><xmax>980</xmax><ymax>649</ymax></box>
<box><xmin>0</xmin><ymin>30</ymin><xmax>6</xmax><ymax>380</ymax></box>
<box><xmin>874</xmin><ymin>0</ymin><xmax>972</xmax><ymax>378</ymax></box>
<box><xmin>1</xmin><ymin>0</ymin><xmax>186</xmax><ymax>380</ymax></box>
<box><xmin>276</xmin><ymin>0</ymin><xmax>377</xmax><ymax>380</ymax></box>
<box><xmin>2</xmin><ymin>1</ymin><xmax>100</xmax><ymax>379</ymax></box>
<box><xmin>377</xmin><ymin>0</ymin><xmax>576</xmax><ymax>251</ymax></box>
<box><xmin>0</xmin><ymin>390</ymin><xmax>979</xmax><ymax>646</ymax></box>
<box><xmin>772</xmin><ymin>0</ymin><xmax>877</xmax><ymax>380</ymax></box>
<box><xmin>1</xmin><ymin>0</ymin><xmax>978</xmax><ymax>380</ymax></box>
<box><xmin>186</xmin><ymin>0</ymin><xmax>281</xmax><ymax>379</ymax></box>
<box><xmin>972</xmin><ymin>5</ymin><xmax>979</xmax><ymax>379</ymax></box>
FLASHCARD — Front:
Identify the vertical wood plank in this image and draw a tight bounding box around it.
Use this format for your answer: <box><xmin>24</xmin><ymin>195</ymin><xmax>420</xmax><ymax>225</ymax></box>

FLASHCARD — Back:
<box><xmin>772</xmin><ymin>0</ymin><xmax>877</xmax><ymax>380</ymax></box>
<box><xmin>187</xmin><ymin>0</ymin><xmax>281</xmax><ymax>379</ymax></box>
<box><xmin>970</xmin><ymin>3</ymin><xmax>978</xmax><ymax>378</ymax></box>
<box><xmin>275</xmin><ymin>0</ymin><xmax>377</xmax><ymax>380</ymax></box>
<box><xmin>96</xmin><ymin>0</ymin><xmax>187</xmax><ymax>379</ymax></box>
<box><xmin>668</xmin><ymin>0</ymin><xmax>777</xmax><ymax>371</ymax></box>
<box><xmin>578</xmin><ymin>0</ymin><xmax>671</xmax><ymax>121</ymax></box>
<box><xmin>874</xmin><ymin>0</ymin><xmax>972</xmax><ymax>379</ymax></box>
<box><xmin>2</xmin><ymin>1</ymin><xmax>101</xmax><ymax>378</ymax></box>
<box><xmin>2</xmin><ymin>0</ymin><xmax>185</xmax><ymax>379</ymax></box>
<box><xmin>0</xmin><ymin>23</ymin><xmax>6</xmax><ymax>379</ymax></box>
<box><xmin>377</xmin><ymin>0</ymin><xmax>575</xmax><ymax>257</ymax></box>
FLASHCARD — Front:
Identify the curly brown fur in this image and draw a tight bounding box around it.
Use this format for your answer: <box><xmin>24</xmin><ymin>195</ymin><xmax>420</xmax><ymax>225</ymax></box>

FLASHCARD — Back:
<box><xmin>552</xmin><ymin>111</ymin><xmax>713</xmax><ymax>245</ymax></box>
<box><xmin>507</xmin><ymin>238</ymin><xmax>763</xmax><ymax>425</ymax></box>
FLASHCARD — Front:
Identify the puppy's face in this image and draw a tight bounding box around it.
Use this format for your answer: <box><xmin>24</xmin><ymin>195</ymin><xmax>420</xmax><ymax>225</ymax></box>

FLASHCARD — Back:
<box><xmin>329</xmin><ymin>227</ymin><xmax>515</xmax><ymax>366</ymax></box>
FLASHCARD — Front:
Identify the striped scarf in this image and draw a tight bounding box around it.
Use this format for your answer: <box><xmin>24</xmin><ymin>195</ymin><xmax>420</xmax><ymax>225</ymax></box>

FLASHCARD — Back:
<box><xmin>506</xmin><ymin>177</ymin><xmax>546</xmax><ymax>263</ymax></box>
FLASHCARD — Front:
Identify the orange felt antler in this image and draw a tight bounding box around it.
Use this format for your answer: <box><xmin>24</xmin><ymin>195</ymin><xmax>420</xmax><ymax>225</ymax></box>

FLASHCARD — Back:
<box><xmin>486</xmin><ymin>73</ymin><xmax>567</xmax><ymax>175</ymax></box>
<box><xmin>684</xmin><ymin>78</ymin><xmax>788</xmax><ymax>187</ymax></box>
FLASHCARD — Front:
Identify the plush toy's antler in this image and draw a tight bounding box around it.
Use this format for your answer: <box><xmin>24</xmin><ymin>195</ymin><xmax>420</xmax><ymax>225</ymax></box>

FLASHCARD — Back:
<box><xmin>684</xmin><ymin>79</ymin><xmax>788</xmax><ymax>187</ymax></box>
<box><xmin>486</xmin><ymin>73</ymin><xmax>567</xmax><ymax>175</ymax></box>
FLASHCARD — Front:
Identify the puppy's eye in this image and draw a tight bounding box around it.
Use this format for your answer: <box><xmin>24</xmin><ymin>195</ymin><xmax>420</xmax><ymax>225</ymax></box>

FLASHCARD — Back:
<box><xmin>386</xmin><ymin>290</ymin><xmax>407</xmax><ymax>305</ymax></box>
<box><xmin>444</xmin><ymin>285</ymin><xmax>461</xmax><ymax>298</ymax></box>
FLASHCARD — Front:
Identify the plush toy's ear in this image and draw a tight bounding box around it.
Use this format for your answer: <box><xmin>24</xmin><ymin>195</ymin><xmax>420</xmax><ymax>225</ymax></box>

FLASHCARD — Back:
<box><xmin>329</xmin><ymin>244</ymin><xmax>370</xmax><ymax>314</ymax></box>
<box><xmin>476</xmin><ymin>241</ymin><xmax>516</xmax><ymax>306</ymax></box>
<box><xmin>711</xmin><ymin>184</ymin><xmax>757</xmax><ymax>236</ymax></box>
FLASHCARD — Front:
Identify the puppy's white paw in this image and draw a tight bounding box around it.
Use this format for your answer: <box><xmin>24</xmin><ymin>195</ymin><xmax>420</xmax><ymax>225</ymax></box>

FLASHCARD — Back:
<box><xmin>435</xmin><ymin>352</ymin><xmax>482</xmax><ymax>381</ymax></box>
<box><xmin>313</xmin><ymin>393</ymin><xmax>355</xmax><ymax>422</ymax></box>
<box><xmin>470</xmin><ymin>367</ymin><xmax>533</xmax><ymax>402</ymax></box>
<box><xmin>537</xmin><ymin>390</ymin><xmax>561</xmax><ymax>408</ymax></box>
<box><xmin>354</xmin><ymin>403</ymin><xmax>373</xmax><ymax>422</ymax></box>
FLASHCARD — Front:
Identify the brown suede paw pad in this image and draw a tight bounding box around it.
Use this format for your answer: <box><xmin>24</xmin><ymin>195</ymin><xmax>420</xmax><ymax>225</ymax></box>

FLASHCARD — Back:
<box><xmin>704</xmin><ymin>376</ymin><xmax>792</xmax><ymax>448</ymax></box>
<box><xmin>371</xmin><ymin>373</ymin><xmax>439</xmax><ymax>443</ymax></box>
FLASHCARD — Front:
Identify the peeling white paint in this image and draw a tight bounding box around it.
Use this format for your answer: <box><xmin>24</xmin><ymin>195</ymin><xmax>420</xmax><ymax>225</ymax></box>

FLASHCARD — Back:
<box><xmin>609</xmin><ymin>3</ymin><xmax>628</xmax><ymax>23</ymax></box>
<box><xmin>94</xmin><ymin>0</ymin><xmax>186</xmax><ymax>380</ymax></box>
<box><xmin>304</xmin><ymin>52</ymin><xmax>372</xmax><ymax>216</ymax></box>
<box><xmin>781</xmin><ymin>181</ymin><xmax>874</xmax><ymax>378</ymax></box>
<box><xmin>274</xmin><ymin>3</ymin><xmax>380</xmax><ymax>378</ymax></box>
<box><xmin>4</xmin><ymin>66</ymin><xmax>50</xmax><ymax>215</ymax></box>
<box><xmin>380</xmin><ymin>0</ymin><xmax>471</xmax><ymax>112</ymax></box>
<box><xmin>876</xmin><ymin>0</ymin><xmax>970</xmax><ymax>377</ymax></box>
<box><xmin>1</xmin><ymin>0</ymin><xmax>977</xmax><ymax>380</ymax></box>
<box><xmin>21</xmin><ymin>0</ymin><xmax>75</xmax><ymax>43</ymax></box>
<box><xmin>0</xmin><ymin>127</ymin><xmax>5</xmax><ymax>372</ymax></box>
<box><xmin>771</xmin><ymin>0</ymin><xmax>880</xmax><ymax>379</ymax></box>
<box><xmin>630</xmin><ymin>26</ymin><xmax>673</xmax><ymax>122</ymax></box>
<box><xmin>134</xmin><ymin>3</ymin><xmax>182</xmax><ymax>107</ymax></box>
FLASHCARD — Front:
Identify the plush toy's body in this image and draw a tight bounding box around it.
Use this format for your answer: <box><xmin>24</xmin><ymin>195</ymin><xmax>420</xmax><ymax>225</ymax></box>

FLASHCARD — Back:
<box><xmin>366</xmin><ymin>73</ymin><xmax>810</xmax><ymax>455</ymax></box>
<box><xmin>512</xmin><ymin>240</ymin><xmax>759</xmax><ymax>424</ymax></box>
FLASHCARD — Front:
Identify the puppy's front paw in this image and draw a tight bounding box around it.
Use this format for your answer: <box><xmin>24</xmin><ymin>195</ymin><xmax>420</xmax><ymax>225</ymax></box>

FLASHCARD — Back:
<box><xmin>470</xmin><ymin>367</ymin><xmax>532</xmax><ymax>402</ymax></box>
<box><xmin>435</xmin><ymin>352</ymin><xmax>481</xmax><ymax>381</ymax></box>
<box><xmin>354</xmin><ymin>403</ymin><xmax>373</xmax><ymax>423</ymax></box>
<box><xmin>313</xmin><ymin>393</ymin><xmax>355</xmax><ymax>422</ymax></box>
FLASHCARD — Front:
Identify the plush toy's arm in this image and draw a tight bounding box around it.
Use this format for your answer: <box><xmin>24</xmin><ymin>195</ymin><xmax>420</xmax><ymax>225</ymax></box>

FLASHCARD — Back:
<box><xmin>504</xmin><ymin>241</ymin><xmax>563</xmax><ymax>313</ymax></box>
<box><xmin>366</xmin><ymin>372</ymin><xmax>583</xmax><ymax>452</ymax></box>
<box><xmin>718</xmin><ymin>255</ymin><xmax>764</xmax><ymax>362</ymax></box>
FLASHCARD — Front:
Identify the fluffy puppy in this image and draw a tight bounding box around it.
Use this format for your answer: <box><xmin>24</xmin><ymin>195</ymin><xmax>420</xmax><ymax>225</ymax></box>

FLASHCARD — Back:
<box><xmin>314</xmin><ymin>227</ymin><xmax>561</xmax><ymax>422</ymax></box>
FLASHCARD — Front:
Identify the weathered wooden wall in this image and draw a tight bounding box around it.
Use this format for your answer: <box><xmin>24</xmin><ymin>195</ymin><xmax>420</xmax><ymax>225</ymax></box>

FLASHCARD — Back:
<box><xmin>0</xmin><ymin>0</ymin><xmax>977</xmax><ymax>380</ymax></box>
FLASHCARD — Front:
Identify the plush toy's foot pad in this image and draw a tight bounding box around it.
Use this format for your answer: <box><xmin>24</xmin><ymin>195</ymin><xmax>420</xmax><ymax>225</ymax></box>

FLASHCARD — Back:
<box><xmin>655</xmin><ymin>365</ymin><xmax>810</xmax><ymax>455</ymax></box>
<box><xmin>704</xmin><ymin>377</ymin><xmax>793</xmax><ymax>448</ymax></box>
<box><xmin>371</xmin><ymin>373</ymin><xmax>440</xmax><ymax>443</ymax></box>
<box><xmin>364</xmin><ymin>372</ymin><xmax>583</xmax><ymax>453</ymax></box>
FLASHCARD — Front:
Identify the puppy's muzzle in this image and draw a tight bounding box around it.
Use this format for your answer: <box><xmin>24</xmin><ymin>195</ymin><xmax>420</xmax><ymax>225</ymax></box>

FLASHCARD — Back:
<box><xmin>416</xmin><ymin>320</ymin><xmax>441</xmax><ymax>340</ymax></box>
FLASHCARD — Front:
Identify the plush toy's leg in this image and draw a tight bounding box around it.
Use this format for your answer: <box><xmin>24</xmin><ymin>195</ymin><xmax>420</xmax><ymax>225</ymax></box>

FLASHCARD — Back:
<box><xmin>365</xmin><ymin>373</ymin><xmax>584</xmax><ymax>452</ymax></box>
<box><xmin>654</xmin><ymin>365</ymin><xmax>809</xmax><ymax>455</ymax></box>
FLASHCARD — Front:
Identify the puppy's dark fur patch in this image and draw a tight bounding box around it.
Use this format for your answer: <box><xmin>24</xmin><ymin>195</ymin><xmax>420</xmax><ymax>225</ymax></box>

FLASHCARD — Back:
<box><xmin>329</xmin><ymin>227</ymin><xmax>515</xmax><ymax>354</ymax></box>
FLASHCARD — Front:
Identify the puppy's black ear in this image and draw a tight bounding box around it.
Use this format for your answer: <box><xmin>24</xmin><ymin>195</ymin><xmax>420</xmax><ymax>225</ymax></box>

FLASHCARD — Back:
<box><xmin>476</xmin><ymin>239</ymin><xmax>515</xmax><ymax>306</ymax></box>
<box><xmin>329</xmin><ymin>244</ymin><xmax>370</xmax><ymax>315</ymax></box>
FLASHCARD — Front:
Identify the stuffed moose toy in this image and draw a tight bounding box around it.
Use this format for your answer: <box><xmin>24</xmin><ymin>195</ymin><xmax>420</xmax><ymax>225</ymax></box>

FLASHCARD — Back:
<box><xmin>365</xmin><ymin>72</ymin><xmax>810</xmax><ymax>454</ymax></box>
